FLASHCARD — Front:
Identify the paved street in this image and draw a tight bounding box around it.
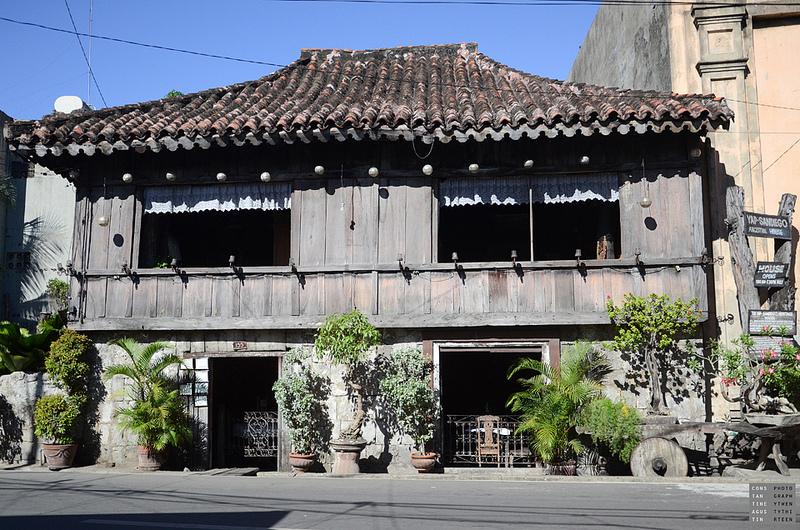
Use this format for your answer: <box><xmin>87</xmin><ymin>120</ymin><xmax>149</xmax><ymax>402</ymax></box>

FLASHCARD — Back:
<box><xmin>0</xmin><ymin>470</ymin><xmax>758</xmax><ymax>529</ymax></box>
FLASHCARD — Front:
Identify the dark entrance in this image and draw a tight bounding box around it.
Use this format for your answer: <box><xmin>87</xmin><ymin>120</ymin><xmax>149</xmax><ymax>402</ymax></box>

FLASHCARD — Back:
<box><xmin>210</xmin><ymin>356</ymin><xmax>280</xmax><ymax>470</ymax></box>
<box><xmin>439</xmin><ymin>345</ymin><xmax>543</xmax><ymax>466</ymax></box>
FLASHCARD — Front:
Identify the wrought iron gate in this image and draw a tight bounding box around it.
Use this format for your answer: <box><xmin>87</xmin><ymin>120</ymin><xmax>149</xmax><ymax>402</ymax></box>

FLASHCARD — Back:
<box><xmin>242</xmin><ymin>411</ymin><xmax>279</xmax><ymax>458</ymax></box>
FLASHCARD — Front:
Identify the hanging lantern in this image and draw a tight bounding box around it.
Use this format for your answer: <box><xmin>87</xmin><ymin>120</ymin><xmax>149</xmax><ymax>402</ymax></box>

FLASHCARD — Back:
<box><xmin>368</xmin><ymin>167</ymin><xmax>380</xmax><ymax>178</ymax></box>
<box><xmin>260</xmin><ymin>171</ymin><xmax>271</xmax><ymax>182</ymax></box>
<box><xmin>121</xmin><ymin>172</ymin><xmax>133</xmax><ymax>183</ymax></box>
<box><xmin>422</xmin><ymin>164</ymin><xmax>433</xmax><ymax>176</ymax></box>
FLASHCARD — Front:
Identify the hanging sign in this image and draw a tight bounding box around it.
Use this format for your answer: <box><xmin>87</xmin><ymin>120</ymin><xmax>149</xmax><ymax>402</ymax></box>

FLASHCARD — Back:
<box><xmin>748</xmin><ymin>310</ymin><xmax>797</xmax><ymax>335</ymax></box>
<box><xmin>743</xmin><ymin>211</ymin><xmax>792</xmax><ymax>239</ymax></box>
<box><xmin>754</xmin><ymin>262</ymin><xmax>790</xmax><ymax>288</ymax></box>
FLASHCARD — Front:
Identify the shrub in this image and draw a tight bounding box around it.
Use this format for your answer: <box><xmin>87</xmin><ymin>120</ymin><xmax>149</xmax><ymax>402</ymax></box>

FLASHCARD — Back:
<box><xmin>45</xmin><ymin>330</ymin><xmax>91</xmax><ymax>394</ymax></box>
<box><xmin>33</xmin><ymin>394</ymin><xmax>85</xmax><ymax>444</ymax></box>
<box><xmin>379</xmin><ymin>348</ymin><xmax>439</xmax><ymax>452</ymax></box>
<box><xmin>115</xmin><ymin>384</ymin><xmax>191</xmax><ymax>452</ymax></box>
<box><xmin>578</xmin><ymin>398</ymin><xmax>642</xmax><ymax>463</ymax></box>
<box><xmin>46</xmin><ymin>278</ymin><xmax>70</xmax><ymax>310</ymax></box>
<box><xmin>272</xmin><ymin>349</ymin><xmax>331</xmax><ymax>454</ymax></box>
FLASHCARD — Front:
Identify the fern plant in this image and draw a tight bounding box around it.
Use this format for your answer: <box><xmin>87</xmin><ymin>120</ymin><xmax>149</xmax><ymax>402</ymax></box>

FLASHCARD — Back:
<box><xmin>506</xmin><ymin>342</ymin><xmax>609</xmax><ymax>464</ymax></box>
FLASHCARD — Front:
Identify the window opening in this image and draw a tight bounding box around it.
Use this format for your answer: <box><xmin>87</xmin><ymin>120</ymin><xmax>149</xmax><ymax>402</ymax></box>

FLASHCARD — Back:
<box><xmin>532</xmin><ymin>200</ymin><xmax>620</xmax><ymax>260</ymax></box>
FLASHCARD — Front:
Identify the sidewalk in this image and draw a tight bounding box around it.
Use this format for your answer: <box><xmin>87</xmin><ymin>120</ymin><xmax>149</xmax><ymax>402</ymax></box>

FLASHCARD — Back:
<box><xmin>3</xmin><ymin>461</ymin><xmax>797</xmax><ymax>484</ymax></box>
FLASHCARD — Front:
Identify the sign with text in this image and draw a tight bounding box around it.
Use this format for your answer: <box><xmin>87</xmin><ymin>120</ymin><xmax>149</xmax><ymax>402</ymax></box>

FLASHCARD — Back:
<box><xmin>754</xmin><ymin>262</ymin><xmax>790</xmax><ymax>288</ymax></box>
<box><xmin>749</xmin><ymin>310</ymin><xmax>797</xmax><ymax>335</ymax></box>
<box><xmin>232</xmin><ymin>341</ymin><xmax>248</xmax><ymax>351</ymax></box>
<box><xmin>750</xmin><ymin>483</ymin><xmax>796</xmax><ymax>526</ymax></box>
<box><xmin>744</xmin><ymin>211</ymin><xmax>792</xmax><ymax>239</ymax></box>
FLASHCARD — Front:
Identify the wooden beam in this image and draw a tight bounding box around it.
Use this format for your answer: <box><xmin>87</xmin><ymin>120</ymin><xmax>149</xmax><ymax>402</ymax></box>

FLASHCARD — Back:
<box><xmin>726</xmin><ymin>186</ymin><xmax>760</xmax><ymax>331</ymax></box>
<box><xmin>769</xmin><ymin>193</ymin><xmax>797</xmax><ymax>311</ymax></box>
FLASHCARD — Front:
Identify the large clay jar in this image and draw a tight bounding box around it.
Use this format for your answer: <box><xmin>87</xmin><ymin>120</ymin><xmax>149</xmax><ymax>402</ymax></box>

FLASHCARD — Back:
<box><xmin>42</xmin><ymin>443</ymin><xmax>79</xmax><ymax>471</ymax></box>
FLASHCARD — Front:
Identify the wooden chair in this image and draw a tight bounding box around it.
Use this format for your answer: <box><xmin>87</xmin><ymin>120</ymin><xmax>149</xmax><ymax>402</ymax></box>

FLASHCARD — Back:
<box><xmin>476</xmin><ymin>415</ymin><xmax>501</xmax><ymax>468</ymax></box>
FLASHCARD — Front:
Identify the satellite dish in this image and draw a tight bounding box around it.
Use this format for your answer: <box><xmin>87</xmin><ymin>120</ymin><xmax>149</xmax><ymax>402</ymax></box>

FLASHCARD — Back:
<box><xmin>54</xmin><ymin>96</ymin><xmax>88</xmax><ymax>114</ymax></box>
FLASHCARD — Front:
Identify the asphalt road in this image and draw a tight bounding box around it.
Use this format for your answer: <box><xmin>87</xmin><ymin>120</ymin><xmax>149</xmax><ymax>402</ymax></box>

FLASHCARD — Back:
<box><xmin>0</xmin><ymin>471</ymin><xmax>758</xmax><ymax>529</ymax></box>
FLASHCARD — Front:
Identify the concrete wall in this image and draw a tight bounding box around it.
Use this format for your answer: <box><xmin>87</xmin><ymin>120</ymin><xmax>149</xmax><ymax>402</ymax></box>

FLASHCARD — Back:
<box><xmin>569</xmin><ymin>4</ymin><xmax>672</xmax><ymax>90</ymax></box>
<box><xmin>1</xmin><ymin>165</ymin><xmax>75</xmax><ymax>324</ymax></box>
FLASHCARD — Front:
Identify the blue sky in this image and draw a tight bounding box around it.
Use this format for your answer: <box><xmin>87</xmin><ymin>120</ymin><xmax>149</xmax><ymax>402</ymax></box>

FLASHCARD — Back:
<box><xmin>0</xmin><ymin>0</ymin><xmax>598</xmax><ymax>119</ymax></box>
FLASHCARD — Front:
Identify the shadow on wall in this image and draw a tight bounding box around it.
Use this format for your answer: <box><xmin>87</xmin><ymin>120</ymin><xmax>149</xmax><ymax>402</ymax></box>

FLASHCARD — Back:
<box><xmin>77</xmin><ymin>345</ymin><xmax>107</xmax><ymax>466</ymax></box>
<box><xmin>4</xmin><ymin>213</ymin><xmax>68</xmax><ymax>324</ymax></box>
<box><xmin>0</xmin><ymin>394</ymin><xmax>23</xmax><ymax>464</ymax></box>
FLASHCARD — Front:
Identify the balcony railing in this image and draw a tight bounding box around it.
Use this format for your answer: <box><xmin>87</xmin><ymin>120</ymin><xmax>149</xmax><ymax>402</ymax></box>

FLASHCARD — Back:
<box><xmin>443</xmin><ymin>414</ymin><xmax>535</xmax><ymax>467</ymax></box>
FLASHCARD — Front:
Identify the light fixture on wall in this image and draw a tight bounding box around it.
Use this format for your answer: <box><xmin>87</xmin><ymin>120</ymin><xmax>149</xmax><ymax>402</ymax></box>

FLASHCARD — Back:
<box><xmin>229</xmin><ymin>255</ymin><xmax>236</xmax><ymax>269</ymax></box>
<box><xmin>260</xmin><ymin>171</ymin><xmax>271</xmax><ymax>182</ymax></box>
<box><xmin>523</xmin><ymin>160</ymin><xmax>534</xmax><ymax>169</ymax></box>
<box><xmin>368</xmin><ymin>167</ymin><xmax>380</xmax><ymax>178</ymax></box>
<box><xmin>170</xmin><ymin>258</ymin><xmax>181</xmax><ymax>274</ymax></box>
<box><xmin>639</xmin><ymin>157</ymin><xmax>652</xmax><ymax>208</ymax></box>
<box><xmin>97</xmin><ymin>215</ymin><xmax>110</xmax><ymax>227</ymax></box>
<box><xmin>468</xmin><ymin>163</ymin><xmax>480</xmax><ymax>173</ymax></box>
<box><xmin>580</xmin><ymin>155</ymin><xmax>590</xmax><ymax>166</ymax></box>
<box><xmin>165</xmin><ymin>172</ymin><xmax>176</xmax><ymax>182</ymax></box>
<box><xmin>314</xmin><ymin>165</ymin><xmax>325</xmax><ymax>175</ymax></box>
<box><xmin>575</xmin><ymin>248</ymin><xmax>584</xmax><ymax>267</ymax></box>
<box><xmin>422</xmin><ymin>164</ymin><xmax>433</xmax><ymax>176</ymax></box>
<box><xmin>122</xmin><ymin>172</ymin><xmax>133</xmax><ymax>183</ymax></box>
<box><xmin>451</xmin><ymin>252</ymin><xmax>459</xmax><ymax>269</ymax></box>
<box><xmin>216</xmin><ymin>172</ymin><xmax>227</xmax><ymax>182</ymax></box>
<box><xmin>511</xmin><ymin>249</ymin><xmax>518</xmax><ymax>266</ymax></box>
<box><xmin>397</xmin><ymin>253</ymin><xmax>405</xmax><ymax>269</ymax></box>
<box><xmin>121</xmin><ymin>262</ymin><xmax>132</xmax><ymax>276</ymax></box>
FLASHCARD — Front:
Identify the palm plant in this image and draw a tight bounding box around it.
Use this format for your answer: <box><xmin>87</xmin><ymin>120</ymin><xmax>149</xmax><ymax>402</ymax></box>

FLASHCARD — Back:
<box><xmin>506</xmin><ymin>342</ymin><xmax>610</xmax><ymax>464</ymax></box>
<box><xmin>115</xmin><ymin>383</ymin><xmax>192</xmax><ymax>452</ymax></box>
<box><xmin>103</xmin><ymin>338</ymin><xmax>183</xmax><ymax>400</ymax></box>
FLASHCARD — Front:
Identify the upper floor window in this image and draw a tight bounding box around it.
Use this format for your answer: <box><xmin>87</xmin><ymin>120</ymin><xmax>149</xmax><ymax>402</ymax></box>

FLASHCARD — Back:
<box><xmin>437</xmin><ymin>175</ymin><xmax>620</xmax><ymax>263</ymax></box>
<box><xmin>138</xmin><ymin>183</ymin><xmax>291</xmax><ymax>268</ymax></box>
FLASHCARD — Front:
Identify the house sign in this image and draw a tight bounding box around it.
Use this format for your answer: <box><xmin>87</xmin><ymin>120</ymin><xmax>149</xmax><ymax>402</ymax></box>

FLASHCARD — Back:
<box><xmin>232</xmin><ymin>341</ymin><xmax>248</xmax><ymax>351</ymax></box>
<box><xmin>754</xmin><ymin>262</ymin><xmax>790</xmax><ymax>288</ymax></box>
<box><xmin>743</xmin><ymin>211</ymin><xmax>791</xmax><ymax>239</ymax></box>
<box><xmin>748</xmin><ymin>310</ymin><xmax>797</xmax><ymax>335</ymax></box>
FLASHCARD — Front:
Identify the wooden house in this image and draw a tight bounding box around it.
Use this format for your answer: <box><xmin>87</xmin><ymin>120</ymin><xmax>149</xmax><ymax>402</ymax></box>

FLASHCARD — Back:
<box><xmin>5</xmin><ymin>43</ymin><xmax>732</xmax><ymax>470</ymax></box>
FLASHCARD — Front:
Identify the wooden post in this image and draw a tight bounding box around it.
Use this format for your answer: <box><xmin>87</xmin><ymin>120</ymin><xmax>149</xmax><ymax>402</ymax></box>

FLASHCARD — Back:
<box><xmin>725</xmin><ymin>186</ymin><xmax>759</xmax><ymax>332</ymax></box>
<box><xmin>768</xmin><ymin>193</ymin><xmax>797</xmax><ymax>311</ymax></box>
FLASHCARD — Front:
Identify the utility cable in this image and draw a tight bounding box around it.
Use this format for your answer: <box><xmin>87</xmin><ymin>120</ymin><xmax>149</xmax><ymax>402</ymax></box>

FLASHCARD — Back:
<box><xmin>63</xmin><ymin>0</ymin><xmax>107</xmax><ymax>107</ymax></box>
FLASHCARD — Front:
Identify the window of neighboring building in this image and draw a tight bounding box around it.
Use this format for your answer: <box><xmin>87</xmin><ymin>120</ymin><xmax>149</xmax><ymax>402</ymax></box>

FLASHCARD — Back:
<box><xmin>138</xmin><ymin>183</ymin><xmax>291</xmax><ymax>268</ymax></box>
<box><xmin>436</xmin><ymin>175</ymin><xmax>620</xmax><ymax>262</ymax></box>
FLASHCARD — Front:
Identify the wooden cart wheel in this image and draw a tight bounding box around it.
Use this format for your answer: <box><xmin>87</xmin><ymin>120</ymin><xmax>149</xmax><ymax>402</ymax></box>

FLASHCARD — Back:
<box><xmin>630</xmin><ymin>437</ymin><xmax>688</xmax><ymax>478</ymax></box>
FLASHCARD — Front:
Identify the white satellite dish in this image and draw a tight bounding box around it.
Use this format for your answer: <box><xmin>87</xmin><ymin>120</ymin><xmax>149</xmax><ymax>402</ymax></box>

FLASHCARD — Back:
<box><xmin>54</xmin><ymin>96</ymin><xmax>88</xmax><ymax>114</ymax></box>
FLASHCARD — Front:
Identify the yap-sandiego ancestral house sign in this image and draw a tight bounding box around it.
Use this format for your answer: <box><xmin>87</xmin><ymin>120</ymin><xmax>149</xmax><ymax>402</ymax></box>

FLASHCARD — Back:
<box><xmin>743</xmin><ymin>211</ymin><xmax>792</xmax><ymax>239</ymax></box>
<box><xmin>754</xmin><ymin>262</ymin><xmax>791</xmax><ymax>288</ymax></box>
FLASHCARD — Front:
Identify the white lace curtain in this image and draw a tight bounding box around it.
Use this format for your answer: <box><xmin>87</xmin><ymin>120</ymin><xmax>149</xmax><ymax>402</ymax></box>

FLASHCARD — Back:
<box><xmin>144</xmin><ymin>183</ymin><xmax>292</xmax><ymax>214</ymax></box>
<box><xmin>439</xmin><ymin>174</ymin><xmax>620</xmax><ymax>206</ymax></box>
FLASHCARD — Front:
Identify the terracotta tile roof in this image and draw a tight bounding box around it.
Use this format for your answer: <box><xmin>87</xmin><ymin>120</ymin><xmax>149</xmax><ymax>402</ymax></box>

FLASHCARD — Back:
<box><xmin>6</xmin><ymin>43</ymin><xmax>732</xmax><ymax>156</ymax></box>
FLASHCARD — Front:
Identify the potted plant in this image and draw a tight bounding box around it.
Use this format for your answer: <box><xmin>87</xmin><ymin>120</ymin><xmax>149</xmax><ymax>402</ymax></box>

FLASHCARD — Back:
<box><xmin>314</xmin><ymin>310</ymin><xmax>381</xmax><ymax>475</ymax></box>
<box><xmin>273</xmin><ymin>349</ymin><xmax>331</xmax><ymax>473</ymax></box>
<box><xmin>379</xmin><ymin>348</ymin><xmax>439</xmax><ymax>472</ymax></box>
<box><xmin>33</xmin><ymin>329</ymin><xmax>91</xmax><ymax>470</ymax></box>
<box><xmin>103</xmin><ymin>338</ymin><xmax>191</xmax><ymax>471</ymax></box>
<box><xmin>507</xmin><ymin>341</ymin><xmax>609</xmax><ymax>475</ymax></box>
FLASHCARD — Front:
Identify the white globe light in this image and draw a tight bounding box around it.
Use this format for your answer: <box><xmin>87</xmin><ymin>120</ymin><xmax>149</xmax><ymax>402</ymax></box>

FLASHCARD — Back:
<box><xmin>468</xmin><ymin>163</ymin><xmax>479</xmax><ymax>173</ymax></box>
<box><xmin>216</xmin><ymin>172</ymin><xmax>227</xmax><ymax>182</ymax></box>
<box><xmin>580</xmin><ymin>155</ymin><xmax>590</xmax><ymax>165</ymax></box>
<box><xmin>165</xmin><ymin>172</ymin><xmax>176</xmax><ymax>181</ymax></box>
<box><xmin>368</xmin><ymin>167</ymin><xmax>379</xmax><ymax>178</ymax></box>
<box><xmin>122</xmin><ymin>172</ymin><xmax>133</xmax><ymax>183</ymax></box>
<box><xmin>260</xmin><ymin>171</ymin><xmax>271</xmax><ymax>182</ymax></box>
<box><xmin>523</xmin><ymin>160</ymin><xmax>534</xmax><ymax>169</ymax></box>
<box><xmin>97</xmin><ymin>215</ymin><xmax>110</xmax><ymax>227</ymax></box>
<box><xmin>640</xmin><ymin>196</ymin><xmax>653</xmax><ymax>208</ymax></box>
<box><xmin>314</xmin><ymin>165</ymin><xmax>325</xmax><ymax>175</ymax></box>
<box><xmin>422</xmin><ymin>164</ymin><xmax>433</xmax><ymax>176</ymax></box>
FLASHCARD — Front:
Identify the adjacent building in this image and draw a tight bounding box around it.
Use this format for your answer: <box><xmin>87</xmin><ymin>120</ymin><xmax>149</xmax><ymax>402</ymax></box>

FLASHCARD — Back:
<box><xmin>5</xmin><ymin>43</ymin><xmax>732</xmax><ymax>470</ymax></box>
<box><xmin>570</xmin><ymin>1</ymin><xmax>800</xmax><ymax>344</ymax></box>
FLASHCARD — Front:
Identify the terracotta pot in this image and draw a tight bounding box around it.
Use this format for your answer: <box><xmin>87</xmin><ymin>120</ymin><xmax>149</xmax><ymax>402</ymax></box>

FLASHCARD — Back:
<box><xmin>546</xmin><ymin>460</ymin><xmax>577</xmax><ymax>476</ymax></box>
<box><xmin>288</xmin><ymin>452</ymin><xmax>316</xmax><ymax>473</ymax></box>
<box><xmin>137</xmin><ymin>446</ymin><xmax>164</xmax><ymax>471</ymax></box>
<box><xmin>330</xmin><ymin>438</ymin><xmax>367</xmax><ymax>475</ymax></box>
<box><xmin>42</xmin><ymin>443</ymin><xmax>79</xmax><ymax>471</ymax></box>
<box><xmin>410</xmin><ymin>452</ymin><xmax>437</xmax><ymax>473</ymax></box>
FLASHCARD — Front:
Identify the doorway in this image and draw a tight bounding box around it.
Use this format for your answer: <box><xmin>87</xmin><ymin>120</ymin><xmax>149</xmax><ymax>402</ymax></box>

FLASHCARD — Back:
<box><xmin>436</xmin><ymin>342</ymin><xmax>550</xmax><ymax>466</ymax></box>
<box><xmin>210</xmin><ymin>356</ymin><xmax>280</xmax><ymax>470</ymax></box>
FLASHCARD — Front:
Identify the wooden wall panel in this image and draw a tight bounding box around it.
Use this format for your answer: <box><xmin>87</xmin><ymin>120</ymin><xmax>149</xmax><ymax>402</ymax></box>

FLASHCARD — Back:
<box><xmin>240</xmin><ymin>277</ymin><xmax>269</xmax><ymax>318</ymax></box>
<box><xmin>404</xmin><ymin>178</ymin><xmax>432</xmax><ymax>263</ymax></box>
<box><xmin>182</xmin><ymin>278</ymin><xmax>212</xmax><ymax>318</ymax></box>
<box><xmin>131</xmin><ymin>277</ymin><xmax>158</xmax><ymax>318</ymax></box>
<box><xmin>87</xmin><ymin>188</ymin><xmax>112</xmax><ymax>269</ymax></box>
<box><xmin>297</xmin><ymin>182</ymin><xmax>327</xmax><ymax>266</ymax></box>
<box><xmin>211</xmin><ymin>278</ymin><xmax>240</xmax><ymax>318</ymax></box>
<box><xmin>106</xmin><ymin>186</ymin><xmax>137</xmax><ymax>270</ymax></box>
<box><xmin>573</xmin><ymin>271</ymin><xmax>606</xmax><ymax>312</ymax></box>
<box><xmin>378</xmin><ymin>274</ymin><xmax>405</xmax><ymax>315</ymax></box>
<box><xmin>488</xmin><ymin>271</ymin><xmax>510</xmax><ymax>313</ymax></box>
<box><xmin>324</xmin><ymin>274</ymin><xmax>354</xmax><ymax>314</ymax></box>
<box><xmin>404</xmin><ymin>275</ymin><xmax>429</xmax><ymax>314</ymax></box>
<box><xmin>378</xmin><ymin>179</ymin><xmax>407</xmax><ymax>263</ymax></box>
<box><xmin>350</xmin><ymin>183</ymin><xmax>379</xmax><ymax>264</ymax></box>
<box><xmin>324</xmin><ymin>181</ymin><xmax>351</xmax><ymax>265</ymax></box>
<box><xmin>156</xmin><ymin>277</ymin><xmax>183</xmax><ymax>317</ymax></box>
<box><xmin>429</xmin><ymin>272</ymin><xmax>455</xmax><ymax>313</ymax></box>
<box><xmin>298</xmin><ymin>274</ymin><xmax>324</xmax><ymax>316</ymax></box>
<box><xmin>84</xmin><ymin>277</ymin><xmax>107</xmax><ymax>319</ymax></box>
<box><xmin>459</xmin><ymin>270</ymin><xmax>487</xmax><ymax>313</ymax></box>
<box><xmin>687</xmin><ymin>171</ymin><xmax>705</xmax><ymax>256</ymax></box>
<box><xmin>270</xmin><ymin>276</ymin><xmax>295</xmax><ymax>316</ymax></box>
<box><xmin>105</xmin><ymin>278</ymin><xmax>133</xmax><ymax>318</ymax></box>
<box><xmin>552</xmin><ymin>271</ymin><xmax>575</xmax><ymax>312</ymax></box>
<box><xmin>352</xmin><ymin>273</ymin><xmax>376</xmax><ymax>314</ymax></box>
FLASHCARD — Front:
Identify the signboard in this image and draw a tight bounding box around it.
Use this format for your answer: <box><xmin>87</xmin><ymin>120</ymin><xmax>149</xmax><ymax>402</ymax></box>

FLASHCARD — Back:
<box><xmin>749</xmin><ymin>310</ymin><xmax>797</xmax><ymax>335</ymax></box>
<box><xmin>751</xmin><ymin>335</ymin><xmax>788</xmax><ymax>353</ymax></box>
<box><xmin>754</xmin><ymin>262</ymin><xmax>790</xmax><ymax>288</ymax></box>
<box><xmin>232</xmin><ymin>341</ymin><xmax>248</xmax><ymax>351</ymax></box>
<box><xmin>744</xmin><ymin>211</ymin><xmax>792</xmax><ymax>239</ymax></box>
